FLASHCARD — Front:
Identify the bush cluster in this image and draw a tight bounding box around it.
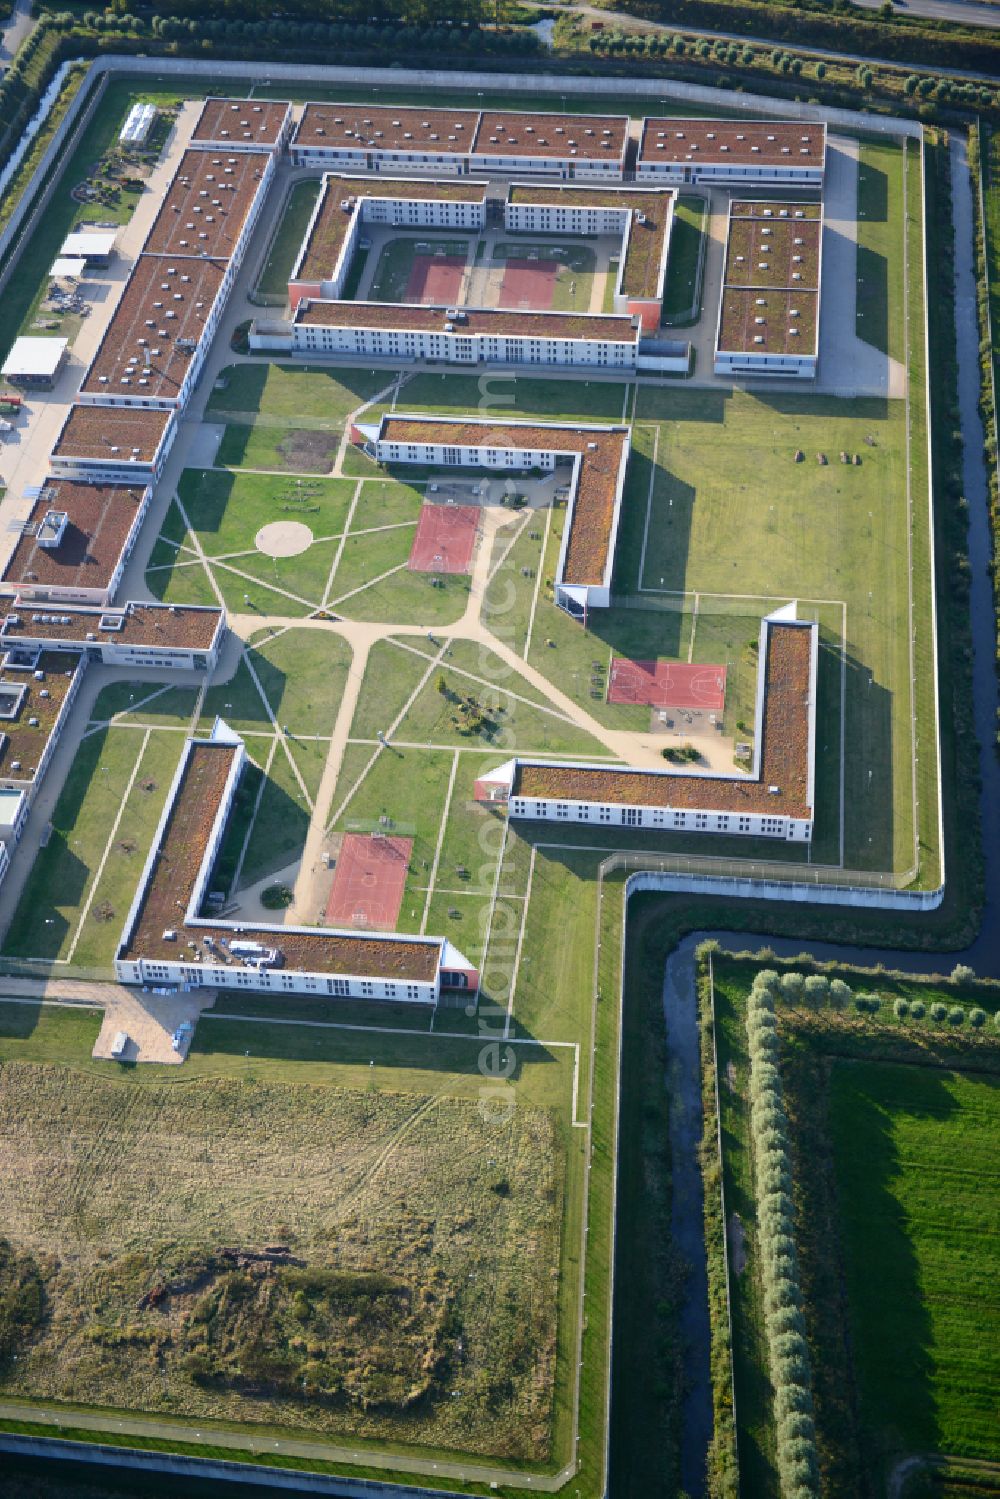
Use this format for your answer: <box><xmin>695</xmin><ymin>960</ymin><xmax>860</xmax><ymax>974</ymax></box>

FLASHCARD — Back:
<box><xmin>745</xmin><ymin>970</ymin><xmax>820</xmax><ymax>1498</ymax></box>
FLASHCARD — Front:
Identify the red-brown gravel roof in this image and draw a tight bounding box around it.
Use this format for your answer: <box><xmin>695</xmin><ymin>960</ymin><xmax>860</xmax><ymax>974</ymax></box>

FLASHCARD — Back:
<box><xmin>1</xmin><ymin>481</ymin><xmax>146</xmax><ymax>594</ymax></box>
<box><xmin>192</xmin><ymin>98</ymin><xmax>290</xmax><ymax>148</ymax></box>
<box><xmin>640</xmin><ymin>118</ymin><xmax>825</xmax><ymax>168</ymax></box>
<box><xmin>144</xmin><ymin>149</ymin><xmax>270</xmax><ymax>261</ymax></box>
<box><xmin>515</xmin><ymin>622</ymin><xmax>813</xmax><ymax>817</ymax></box>
<box><xmin>53</xmin><ymin>404</ymin><xmax>173</xmax><ymax>464</ymax></box>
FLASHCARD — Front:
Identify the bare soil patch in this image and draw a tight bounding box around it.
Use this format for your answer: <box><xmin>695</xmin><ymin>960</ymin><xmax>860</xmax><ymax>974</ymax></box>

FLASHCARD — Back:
<box><xmin>277</xmin><ymin>429</ymin><xmax>341</xmax><ymax>473</ymax></box>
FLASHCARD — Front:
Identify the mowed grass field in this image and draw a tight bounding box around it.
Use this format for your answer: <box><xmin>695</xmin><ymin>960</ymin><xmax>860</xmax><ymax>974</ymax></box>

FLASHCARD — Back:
<box><xmin>147</xmin><ymin>470</ymin><xmax>471</xmax><ymax>624</ymax></box>
<box><xmin>830</xmin><ymin>1061</ymin><xmax>1000</xmax><ymax>1467</ymax></box>
<box><xmin>0</xmin><ymin>1014</ymin><xmax>568</xmax><ymax>1463</ymax></box>
<box><xmin>255</xmin><ymin>178</ymin><xmax>321</xmax><ymax>303</ymax></box>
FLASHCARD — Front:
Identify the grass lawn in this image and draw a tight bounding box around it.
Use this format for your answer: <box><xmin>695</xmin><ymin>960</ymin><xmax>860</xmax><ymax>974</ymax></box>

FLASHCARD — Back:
<box><xmin>215</xmin><ymin>422</ymin><xmax>343</xmax><ymax>475</ymax></box>
<box><xmin>830</xmin><ymin>1061</ymin><xmax>1000</xmax><ymax>1467</ymax></box>
<box><xmin>255</xmin><ymin>178</ymin><xmax>321</xmax><ymax>302</ymax></box>
<box><xmin>206</xmin><ymin>363</ymin><xmax>386</xmax><ymax>424</ymax></box>
<box><xmin>626</xmin><ymin>385</ymin><xmax>916</xmax><ymax>876</ymax></box>
<box><xmin>662</xmin><ymin>194</ymin><xmax>706</xmax><ymax>324</ymax></box>
<box><xmin>239</xmin><ymin>744</ymin><xmax>313</xmax><ymax>886</ymax></box>
<box><xmin>178</xmin><ymin>468</ymin><xmax>355</xmax><ymax>558</ymax></box>
<box><xmin>383</xmin><ymin>371</ymin><xmax>629</xmax><ymax>426</ymax></box>
<box><xmin>2</xmin><ymin>729</ymin><xmax>183</xmax><ymax>966</ymax></box>
<box><xmin>856</xmin><ymin>137</ymin><xmax>905</xmax><ymax>363</ymax></box>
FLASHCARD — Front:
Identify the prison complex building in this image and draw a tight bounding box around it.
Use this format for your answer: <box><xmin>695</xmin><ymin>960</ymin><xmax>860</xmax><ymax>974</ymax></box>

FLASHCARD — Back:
<box><xmin>479</xmin><ymin>609</ymin><xmax>818</xmax><ymax>842</ymax></box>
<box><xmin>114</xmin><ymin>721</ymin><xmax>480</xmax><ymax>1002</ymax></box>
<box><xmin>0</xmin><ymin>478</ymin><xmax>150</xmax><ymax>606</ymax></box>
<box><xmin>191</xmin><ymin>97</ymin><xmax>293</xmax><ymax>152</ymax></box>
<box><xmin>0</xmin><ymin>600</ymin><xmax>225</xmax><ymax>672</ymax></box>
<box><xmin>714</xmin><ymin>201</ymin><xmax>822</xmax><ymax>379</ymax></box>
<box><xmin>290</xmin><ymin>102</ymin><xmax>628</xmax><ymax>180</ymax></box>
<box><xmin>286</xmin><ymin>174</ymin><xmax>488</xmax><ymax>310</ymax></box>
<box><xmin>0</xmin><ymin>648</ymin><xmax>87</xmax><ymax>862</ymax></box>
<box><xmin>290</xmin><ymin>301</ymin><xmax>643</xmax><ymax>371</ymax></box>
<box><xmin>49</xmin><ymin>404</ymin><xmax>177</xmax><ymax>486</ymax></box>
<box><xmin>357</xmin><ymin>414</ymin><xmax>629</xmax><ymax>616</ymax></box>
<box><xmin>505</xmin><ymin>184</ymin><xmax>674</xmax><ymax>334</ymax></box>
<box><xmin>637</xmin><ymin>119</ymin><xmax>826</xmax><ymax>188</ymax></box>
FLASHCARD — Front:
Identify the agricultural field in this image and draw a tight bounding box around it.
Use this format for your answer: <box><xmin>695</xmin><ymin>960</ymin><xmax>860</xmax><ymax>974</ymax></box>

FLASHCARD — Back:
<box><xmin>708</xmin><ymin>957</ymin><xmax>1000</xmax><ymax>1498</ymax></box>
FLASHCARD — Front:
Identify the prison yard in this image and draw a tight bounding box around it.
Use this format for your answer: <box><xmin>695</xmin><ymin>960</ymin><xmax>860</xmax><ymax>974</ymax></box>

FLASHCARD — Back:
<box><xmin>0</xmin><ymin>62</ymin><xmax>963</xmax><ymax>1499</ymax></box>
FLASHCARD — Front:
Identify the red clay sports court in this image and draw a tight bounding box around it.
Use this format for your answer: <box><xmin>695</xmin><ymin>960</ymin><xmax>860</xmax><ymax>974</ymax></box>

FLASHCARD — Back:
<box><xmin>499</xmin><ymin>257</ymin><xmax>557</xmax><ymax>310</ymax></box>
<box><xmin>408</xmin><ymin>503</ymin><xmax>478</xmax><ymax>573</ymax></box>
<box><xmin>325</xmin><ymin>833</ymin><xmax>413</xmax><ymax>929</ymax></box>
<box><xmin>607</xmin><ymin>659</ymin><xmax>727</xmax><ymax>711</ymax></box>
<box><xmin>404</xmin><ymin>254</ymin><xmax>466</xmax><ymax>305</ymax></box>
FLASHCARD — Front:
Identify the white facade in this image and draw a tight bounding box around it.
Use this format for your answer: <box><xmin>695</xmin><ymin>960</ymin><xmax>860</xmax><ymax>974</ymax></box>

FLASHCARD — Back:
<box><xmin>289</xmin><ymin>178</ymin><xmax>486</xmax><ymax>303</ymax></box>
<box><xmin>468</xmin><ymin>150</ymin><xmax>623</xmax><ymax>180</ymax></box>
<box><xmin>113</xmin><ymin>725</ymin><xmax>478</xmax><ymax>1002</ymax></box>
<box><xmin>714</xmin><ymin>343</ymin><xmax>817</xmax><ymax>380</ymax></box>
<box><xmin>292</xmin><ymin>307</ymin><xmax>638</xmax><ymax>370</ymax></box>
<box><xmin>637</xmin><ymin>158</ymin><xmax>824</xmax><ymax>188</ymax></box>
<box><xmin>291</xmin><ymin>143</ymin><xmax>467</xmax><ymax>176</ymax></box>
<box><xmin>494</xmin><ymin>610</ymin><xmax>818</xmax><ymax>841</ymax></box>
<box><xmin>49</xmin><ymin>413</ymin><xmax>178</xmax><ymax>486</ymax></box>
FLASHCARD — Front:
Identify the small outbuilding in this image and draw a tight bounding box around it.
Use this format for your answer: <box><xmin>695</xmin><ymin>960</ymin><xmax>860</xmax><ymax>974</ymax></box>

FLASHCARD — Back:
<box><xmin>59</xmin><ymin>228</ymin><xmax>116</xmax><ymax>267</ymax></box>
<box><xmin>1</xmin><ymin>337</ymin><xmax>68</xmax><ymax>390</ymax></box>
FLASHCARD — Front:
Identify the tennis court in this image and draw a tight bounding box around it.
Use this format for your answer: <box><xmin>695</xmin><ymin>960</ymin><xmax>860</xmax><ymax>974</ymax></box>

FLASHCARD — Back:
<box><xmin>404</xmin><ymin>254</ymin><xmax>466</xmax><ymax>305</ymax></box>
<box><xmin>607</xmin><ymin>658</ymin><xmax>727</xmax><ymax>711</ymax></box>
<box><xmin>407</xmin><ymin>503</ymin><xmax>478</xmax><ymax>573</ymax></box>
<box><xmin>325</xmin><ymin>833</ymin><xmax>413</xmax><ymax>930</ymax></box>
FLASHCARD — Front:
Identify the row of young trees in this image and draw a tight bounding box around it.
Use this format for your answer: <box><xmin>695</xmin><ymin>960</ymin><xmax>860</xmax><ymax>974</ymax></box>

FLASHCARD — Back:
<box><xmin>745</xmin><ymin>969</ymin><xmax>820</xmax><ymax>1499</ymax></box>
<box><xmin>764</xmin><ymin>967</ymin><xmax>997</xmax><ymax>1031</ymax></box>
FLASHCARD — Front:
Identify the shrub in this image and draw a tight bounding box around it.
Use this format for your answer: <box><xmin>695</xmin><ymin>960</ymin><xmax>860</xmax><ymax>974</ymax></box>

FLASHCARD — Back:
<box><xmin>951</xmin><ymin>962</ymin><xmax>976</xmax><ymax>985</ymax></box>
<box><xmin>969</xmin><ymin>1008</ymin><xmax>986</xmax><ymax>1028</ymax></box>
<box><xmin>893</xmin><ymin>997</ymin><xmax>910</xmax><ymax>1019</ymax></box>
<box><xmin>829</xmin><ymin>978</ymin><xmax>851</xmax><ymax>1009</ymax></box>
<box><xmin>931</xmin><ymin>1002</ymin><xmax>948</xmax><ymax>1023</ymax></box>
<box><xmin>910</xmin><ymin>999</ymin><xmax>926</xmax><ymax>1020</ymax></box>
<box><xmin>803</xmin><ymin>974</ymin><xmax>828</xmax><ymax>1007</ymax></box>
<box><xmin>948</xmin><ymin>1005</ymin><xmax>966</xmax><ymax>1026</ymax></box>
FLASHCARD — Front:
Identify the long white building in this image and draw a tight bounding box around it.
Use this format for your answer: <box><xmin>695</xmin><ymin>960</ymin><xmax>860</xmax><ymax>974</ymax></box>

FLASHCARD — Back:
<box><xmin>478</xmin><ymin>609</ymin><xmax>818</xmax><ymax>843</ymax></box>
<box><xmin>288</xmin><ymin>301</ymin><xmax>641</xmax><ymax>370</ymax></box>
<box><xmin>638</xmin><ymin>119</ymin><xmax>826</xmax><ymax>188</ymax></box>
<box><xmin>114</xmin><ymin>721</ymin><xmax>479</xmax><ymax>1003</ymax></box>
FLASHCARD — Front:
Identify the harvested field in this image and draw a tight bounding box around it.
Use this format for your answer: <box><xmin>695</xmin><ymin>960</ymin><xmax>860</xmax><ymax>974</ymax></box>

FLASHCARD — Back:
<box><xmin>0</xmin><ymin>1060</ymin><xmax>563</xmax><ymax>1460</ymax></box>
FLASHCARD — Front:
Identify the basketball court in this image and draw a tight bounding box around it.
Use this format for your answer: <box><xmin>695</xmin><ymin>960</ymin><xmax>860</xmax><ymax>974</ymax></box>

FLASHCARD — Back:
<box><xmin>499</xmin><ymin>257</ymin><xmax>558</xmax><ymax>310</ymax></box>
<box><xmin>325</xmin><ymin>833</ymin><xmax>413</xmax><ymax>930</ymax></box>
<box><xmin>404</xmin><ymin>254</ymin><xmax>466</xmax><ymax>305</ymax></box>
<box><xmin>407</xmin><ymin>503</ymin><xmax>478</xmax><ymax>573</ymax></box>
<box><xmin>607</xmin><ymin>659</ymin><xmax>727</xmax><ymax>711</ymax></box>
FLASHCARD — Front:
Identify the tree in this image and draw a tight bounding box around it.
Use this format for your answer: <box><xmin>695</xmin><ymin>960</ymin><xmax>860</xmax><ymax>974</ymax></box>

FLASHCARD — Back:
<box><xmin>829</xmin><ymin>979</ymin><xmax>851</xmax><ymax>1010</ymax></box>
<box><xmin>969</xmin><ymin>1008</ymin><xmax>986</xmax><ymax>1028</ymax></box>
<box><xmin>910</xmin><ymin>999</ymin><xmax>926</xmax><ymax>1020</ymax></box>
<box><xmin>948</xmin><ymin>1006</ymin><xmax>965</xmax><ymax>1026</ymax></box>
<box><xmin>904</xmin><ymin>74</ymin><xmax>918</xmax><ymax>95</ymax></box>
<box><xmin>930</xmin><ymin>1002</ymin><xmax>948</xmax><ymax>1023</ymax></box>
<box><xmin>893</xmin><ymin>997</ymin><xmax>910</xmax><ymax>1020</ymax></box>
<box><xmin>803</xmin><ymin>974</ymin><xmax>828</xmax><ymax>1008</ymax></box>
<box><xmin>780</xmin><ymin>971</ymin><xmax>804</xmax><ymax>1005</ymax></box>
<box><xmin>950</xmin><ymin>962</ymin><xmax>975</xmax><ymax>986</ymax></box>
<box><xmin>815</xmin><ymin>60</ymin><xmax>826</xmax><ymax>79</ymax></box>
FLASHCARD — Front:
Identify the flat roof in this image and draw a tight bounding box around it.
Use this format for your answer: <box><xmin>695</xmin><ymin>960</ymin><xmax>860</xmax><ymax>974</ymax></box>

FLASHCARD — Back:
<box><xmin>1</xmin><ymin>337</ymin><xmax>67</xmax><ymax>379</ymax></box>
<box><xmin>639</xmin><ymin>118</ymin><xmax>826</xmax><ymax>168</ymax></box>
<box><xmin>80</xmin><ymin>254</ymin><xmax>226</xmax><ymax>402</ymax></box>
<box><xmin>730</xmin><ymin>200</ymin><xmax>823</xmax><ymax>220</ymax></box>
<box><xmin>61</xmin><ymin>228</ymin><xmax>116</xmax><ymax>257</ymax></box>
<box><xmin>508</xmin><ymin>184</ymin><xmax>673</xmax><ymax>301</ymax></box>
<box><xmin>378</xmin><ymin>416</ymin><xmax>627</xmax><ymax>587</ymax></box>
<box><xmin>192</xmin><ymin>97</ymin><xmax>291</xmax><ymax>148</ymax></box>
<box><xmin>2</xmin><ymin>480</ymin><xmax>147</xmax><ymax>595</ymax></box>
<box><xmin>294</xmin><ymin>102</ymin><xmax>479</xmax><ymax>156</ymax></box>
<box><xmin>296</xmin><ymin>299</ymin><xmax>639</xmax><ymax>343</ymax></box>
<box><xmin>292</xmin><ymin>174</ymin><xmax>487</xmax><ymax>284</ymax></box>
<box><xmin>2</xmin><ymin>600</ymin><xmax>222</xmax><ymax>651</ymax></box>
<box><xmin>144</xmin><ymin>148</ymin><xmax>271</xmax><ymax>261</ymax></box>
<box><xmin>718</xmin><ymin>287</ymin><xmax>818</xmax><ymax>357</ymax></box>
<box><xmin>724</xmin><ymin>212</ymin><xmax>820</xmax><ymax>290</ymax></box>
<box><xmin>0</xmin><ymin>651</ymin><xmax>81</xmax><ymax>782</ymax></box>
<box><xmin>54</xmin><ymin>403</ymin><xmax>173</xmax><ymax>465</ymax></box>
<box><xmin>515</xmin><ymin>620</ymin><xmax>814</xmax><ymax>818</ymax></box>
<box><xmin>121</xmin><ymin>739</ymin><xmax>442</xmax><ymax>980</ymax></box>
<box><xmin>473</xmin><ymin>110</ymin><xmax>627</xmax><ymax>162</ymax></box>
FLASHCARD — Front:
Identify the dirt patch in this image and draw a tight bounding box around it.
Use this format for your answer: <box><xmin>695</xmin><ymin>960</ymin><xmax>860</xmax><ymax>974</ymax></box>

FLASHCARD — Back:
<box><xmin>277</xmin><ymin>429</ymin><xmax>341</xmax><ymax>473</ymax></box>
<box><xmin>727</xmin><ymin>1212</ymin><xmax>747</xmax><ymax>1277</ymax></box>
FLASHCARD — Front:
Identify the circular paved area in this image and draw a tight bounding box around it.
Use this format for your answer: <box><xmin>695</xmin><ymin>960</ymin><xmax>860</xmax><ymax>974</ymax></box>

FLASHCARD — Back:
<box><xmin>255</xmin><ymin>520</ymin><xmax>313</xmax><ymax>557</ymax></box>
